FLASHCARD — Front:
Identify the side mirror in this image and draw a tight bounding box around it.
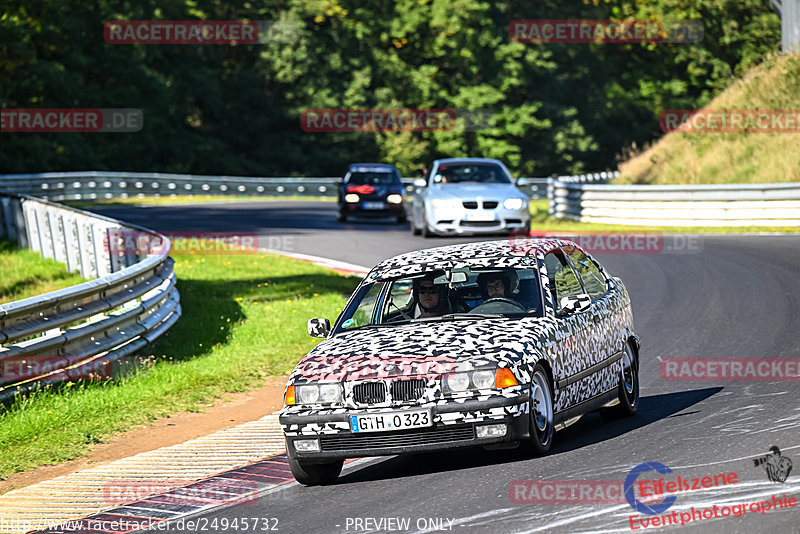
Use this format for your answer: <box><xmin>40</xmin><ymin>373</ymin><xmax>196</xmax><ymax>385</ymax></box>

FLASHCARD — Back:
<box><xmin>516</xmin><ymin>177</ymin><xmax>530</xmax><ymax>187</ymax></box>
<box><xmin>413</xmin><ymin>178</ymin><xmax>427</xmax><ymax>188</ymax></box>
<box><xmin>307</xmin><ymin>318</ymin><xmax>330</xmax><ymax>338</ymax></box>
<box><xmin>557</xmin><ymin>294</ymin><xmax>591</xmax><ymax>316</ymax></box>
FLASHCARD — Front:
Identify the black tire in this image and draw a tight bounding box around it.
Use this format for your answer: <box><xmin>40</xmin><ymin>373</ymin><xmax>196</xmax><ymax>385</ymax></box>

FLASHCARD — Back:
<box><xmin>287</xmin><ymin>455</ymin><xmax>343</xmax><ymax>486</ymax></box>
<box><xmin>527</xmin><ymin>364</ymin><xmax>554</xmax><ymax>454</ymax></box>
<box><xmin>397</xmin><ymin>215</ymin><xmax>407</xmax><ymax>224</ymax></box>
<box><xmin>421</xmin><ymin>210</ymin><xmax>433</xmax><ymax>238</ymax></box>
<box><xmin>602</xmin><ymin>341</ymin><xmax>639</xmax><ymax>419</ymax></box>
<box><xmin>337</xmin><ymin>212</ymin><xmax>347</xmax><ymax>223</ymax></box>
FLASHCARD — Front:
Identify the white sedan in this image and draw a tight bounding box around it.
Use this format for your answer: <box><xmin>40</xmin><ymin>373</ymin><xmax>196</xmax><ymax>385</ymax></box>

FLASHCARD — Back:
<box><xmin>410</xmin><ymin>158</ymin><xmax>531</xmax><ymax>237</ymax></box>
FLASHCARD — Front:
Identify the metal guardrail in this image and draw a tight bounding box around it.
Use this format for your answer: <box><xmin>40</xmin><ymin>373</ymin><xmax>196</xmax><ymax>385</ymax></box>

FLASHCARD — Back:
<box><xmin>0</xmin><ymin>171</ymin><xmax>554</xmax><ymax>200</ymax></box>
<box><xmin>0</xmin><ymin>193</ymin><xmax>181</xmax><ymax>400</ymax></box>
<box><xmin>548</xmin><ymin>180</ymin><xmax>800</xmax><ymax>226</ymax></box>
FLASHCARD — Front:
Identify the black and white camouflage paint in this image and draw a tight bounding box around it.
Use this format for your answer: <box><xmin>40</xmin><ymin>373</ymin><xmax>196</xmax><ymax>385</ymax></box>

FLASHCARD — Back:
<box><xmin>281</xmin><ymin>238</ymin><xmax>637</xmax><ymax>444</ymax></box>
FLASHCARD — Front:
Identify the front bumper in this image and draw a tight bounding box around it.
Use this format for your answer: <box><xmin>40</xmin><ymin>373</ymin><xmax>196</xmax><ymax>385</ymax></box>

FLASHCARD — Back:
<box><xmin>281</xmin><ymin>393</ymin><xmax>529</xmax><ymax>460</ymax></box>
<box><xmin>341</xmin><ymin>200</ymin><xmax>406</xmax><ymax>217</ymax></box>
<box><xmin>427</xmin><ymin>206</ymin><xmax>529</xmax><ymax>234</ymax></box>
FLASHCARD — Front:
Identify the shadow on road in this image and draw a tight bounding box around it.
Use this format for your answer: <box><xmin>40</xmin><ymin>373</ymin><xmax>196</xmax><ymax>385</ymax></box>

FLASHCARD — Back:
<box><xmin>336</xmin><ymin>387</ymin><xmax>723</xmax><ymax>485</ymax></box>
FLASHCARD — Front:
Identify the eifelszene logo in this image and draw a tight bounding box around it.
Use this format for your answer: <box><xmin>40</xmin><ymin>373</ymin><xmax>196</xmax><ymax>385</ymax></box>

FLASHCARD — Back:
<box><xmin>753</xmin><ymin>446</ymin><xmax>793</xmax><ymax>483</ymax></box>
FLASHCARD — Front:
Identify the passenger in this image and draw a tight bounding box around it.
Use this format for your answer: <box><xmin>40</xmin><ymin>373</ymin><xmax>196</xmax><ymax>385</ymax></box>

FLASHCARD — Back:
<box><xmin>477</xmin><ymin>272</ymin><xmax>512</xmax><ymax>300</ymax></box>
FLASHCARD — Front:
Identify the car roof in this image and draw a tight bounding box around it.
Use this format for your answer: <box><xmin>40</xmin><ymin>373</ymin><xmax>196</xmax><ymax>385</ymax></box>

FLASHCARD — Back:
<box><xmin>367</xmin><ymin>238</ymin><xmax>577</xmax><ymax>281</ymax></box>
<box><xmin>433</xmin><ymin>158</ymin><xmax>504</xmax><ymax>166</ymax></box>
<box><xmin>348</xmin><ymin>163</ymin><xmax>397</xmax><ymax>171</ymax></box>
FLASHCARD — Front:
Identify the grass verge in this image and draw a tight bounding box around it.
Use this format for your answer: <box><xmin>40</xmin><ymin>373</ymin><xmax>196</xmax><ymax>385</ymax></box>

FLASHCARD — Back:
<box><xmin>528</xmin><ymin>199</ymin><xmax>800</xmax><ymax>234</ymax></box>
<box><xmin>0</xmin><ymin>241</ymin><xmax>86</xmax><ymax>305</ymax></box>
<box><xmin>0</xmin><ymin>251</ymin><xmax>359</xmax><ymax>481</ymax></box>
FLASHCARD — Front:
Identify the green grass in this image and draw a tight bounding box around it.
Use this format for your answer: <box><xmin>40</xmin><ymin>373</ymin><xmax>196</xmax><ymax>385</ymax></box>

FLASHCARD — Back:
<box><xmin>528</xmin><ymin>199</ymin><xmax>800</xmax><ymax>234</ymax></box>
<box><xmin>63</xmin><ymin>195</ymin><xmax>336</xmax><ymax>209</ymax></box>
<box><xmin>0</xmin><ymin>241</ymin><xmax>86</xmax><ymax>304</ymax></box>
<box><xmin>0</xmin><ymin>251</ymin><xmax>359</xmax><ymax>481</ymax></box>
<box><xmin>617</xmin><ymin>53</ymin><xmax>800</xmax><ymax>185</ymax></box>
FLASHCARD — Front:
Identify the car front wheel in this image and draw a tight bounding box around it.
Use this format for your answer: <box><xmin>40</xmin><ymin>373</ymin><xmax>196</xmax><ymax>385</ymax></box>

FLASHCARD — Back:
<box><xmin>527</xmin><ymin>364</ymin><xmax>554</xmax><ymax>454</ymax></box>
<box><xmin>287</xmin><ymin>454</ymin><xmax>343</xmax><ymax>486</ymax></box>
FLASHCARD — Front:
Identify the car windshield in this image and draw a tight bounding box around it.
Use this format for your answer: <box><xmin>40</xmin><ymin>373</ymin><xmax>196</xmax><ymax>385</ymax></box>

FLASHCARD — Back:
<box><xmin>432</xmin><ymin>163</ymin><xmax>511</xmax><ymax>185</ymax></box>
<box><xmin>335</xmin><ymin>265</ymin><xmax>543</xmax><ymax>332</ymax></box>
<box><xmin>347</xmin><ymin>171</ymin><xmax>399</xmax><ymax>185</ymax></box>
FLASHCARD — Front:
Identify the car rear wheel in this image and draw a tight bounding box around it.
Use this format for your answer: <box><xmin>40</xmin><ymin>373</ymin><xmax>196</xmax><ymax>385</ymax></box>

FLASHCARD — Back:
<box><xmin>287</xmin><ymin>454</ymin><xmax>343</xmax><ymax>486</ymax></box>
<box><xmin>602</xmin><ymin>341</ymin><xmax>639</xmax><ymax>419</ymax></box>
<box><xmin>527</xmin><ymin>364</ymin><xmax>554</xmax><ymax>454</ymax></box>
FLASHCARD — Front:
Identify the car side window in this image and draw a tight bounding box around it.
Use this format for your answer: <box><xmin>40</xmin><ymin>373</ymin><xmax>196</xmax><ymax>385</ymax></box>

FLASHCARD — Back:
<box><xmin>340</xmin><ymin>283</ymin><xmax>383</xmax><ymax>329</ymax></box>
<box><xmin>565</xmin><ymin>249</ymin><xmax>607</xmax><ymax>301</ymax></box>
<box><xmin>543</xmin><ymin>251</ymin><xmax>584</xmax><ymax>311</ymax></box>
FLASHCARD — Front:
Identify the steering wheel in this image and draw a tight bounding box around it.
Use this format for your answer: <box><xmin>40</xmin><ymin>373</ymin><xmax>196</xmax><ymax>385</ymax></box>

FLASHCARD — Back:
<box><xmin>470</xmin><ymin>297</ymin><xmax>526</xmax><ymax>314</ymax></box>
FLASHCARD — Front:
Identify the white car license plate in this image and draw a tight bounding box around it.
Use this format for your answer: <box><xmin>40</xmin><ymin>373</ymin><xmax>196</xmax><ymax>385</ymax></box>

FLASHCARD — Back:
<box><xmin>349</xmin><ymin>410</ymin><xmax>432</xmax><ymax>433</ymax></box>
<box><xmin>362</xmin><ymin>201</ymin><xmax>385</xmax><ymax>210</ymax></box>
<box><xmin>464</xmin><ymin>211</ymin><xmax>497</xmax><ymax>221</ymax></box>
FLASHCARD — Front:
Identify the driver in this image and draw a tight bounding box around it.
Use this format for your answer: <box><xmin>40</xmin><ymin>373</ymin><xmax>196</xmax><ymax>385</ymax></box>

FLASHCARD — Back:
<box><xmin>413</xmin><ymin>274</ymin><xmax>448</xmax><ymax>318</ymax></box>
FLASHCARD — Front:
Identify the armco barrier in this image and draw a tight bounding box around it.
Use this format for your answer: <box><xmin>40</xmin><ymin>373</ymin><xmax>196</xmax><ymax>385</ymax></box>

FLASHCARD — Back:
<box><xmin>0</xmin><ymin>193</ymin><xmax>181</xmax><ymax>400</ymax></box>
<box><xmin>0</xmin><ymin>171</ymin><xmax>554</xmax><ymax>200</ymax></box>
<box><xmin>548</xmin><ymin>180</ymin><xmax>800</xmax><ymax>227</ymax></box>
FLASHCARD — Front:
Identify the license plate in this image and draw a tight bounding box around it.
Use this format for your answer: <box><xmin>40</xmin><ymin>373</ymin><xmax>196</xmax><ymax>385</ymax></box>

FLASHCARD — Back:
<box><xmin>362</xmin><ymin>202</ymin><xmax>385</xmax><ymax>210</ymax></box>
<box><xmin>464</xmin><ymin>211</ymin><xmax>497</xmax><ymax>221</ymax></box>
<box><xmin>350</xmin><ymin>410</ymin><xmax>432</xmax><ymax>433</ymax></box>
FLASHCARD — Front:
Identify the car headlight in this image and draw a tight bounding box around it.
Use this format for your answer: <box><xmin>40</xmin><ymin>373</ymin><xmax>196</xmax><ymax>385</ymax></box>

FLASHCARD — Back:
<box><xmin>344</xmin><ymin>194</ymin><xmax>360</xmax><ymax>203</ymax></box>
<box><xmin>431</xmin><ymin>198</ymin><xmax>462</xmax><ymax>210</ymax></box>
<box><xmin>387</xmin><ymin>194</ymin><xmax>403</xmax><ymax>204</ymax></box>
<box><xmin>503</xmin><ymin>198</ymin><xmax>526</xmax><ymax>210</ymax></box>
<box><xmin>287</xmin><ymin>383</ymin><xmax>343</xmax><ymax>405</ymax></box>
<box><xmin>442</xmin><ymin>368</ymin><xmax>519</xmax><ymax>394</ymax></box>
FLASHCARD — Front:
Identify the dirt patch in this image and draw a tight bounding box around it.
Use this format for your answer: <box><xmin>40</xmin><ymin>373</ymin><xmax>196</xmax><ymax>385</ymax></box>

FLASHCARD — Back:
<box><xmin>0</xmin><ymin>375</ymin><xmax>288</xmax><ymax>495</ymax></box>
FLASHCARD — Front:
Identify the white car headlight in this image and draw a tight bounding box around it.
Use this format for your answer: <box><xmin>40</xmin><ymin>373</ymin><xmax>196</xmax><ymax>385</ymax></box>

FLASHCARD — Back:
<box><xmin>387</xmin><ymin>194</ymin><xmax>403</xmax><ymax>204</ymax></box>
<box><xmin>295</xmin><ymin>383</ymin><xmax>343</xmax><ymax>404</ymax></box>
<box><xmin>319</xmin><ymin>383</ymin><xmax>343</xmax><ymax>403</ymax></box>
<box><xmin>471</xmin><ymin>370</ymin><xmax>495</xmax><ymax>389</ymax></box>
<box><xmin>431</xmin><ymin>198</ymin><xmax>462</xmax><ymax>210</ymax></box>
<box><xmin>344</xmin><ymin>194</ymin><xmax>360</xmax><ymax>203</ymax></box>
<box><xmin>503</xmin><ymin>198</ymin><xmax>526</xmax><ymax>210</ymax></box>
<box><xmin>295</xmin><ymin>385</ymin><xmax>320</xmax><ymax>404</ymax></box>
<box><xmin>445</xmin><ymin>373</ymin><xmax>470</xmax><ymax>392</ymax></box>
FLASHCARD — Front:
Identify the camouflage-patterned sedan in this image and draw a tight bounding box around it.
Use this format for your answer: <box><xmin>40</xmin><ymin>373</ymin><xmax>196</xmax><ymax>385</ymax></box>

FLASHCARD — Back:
<box><xmin>280</xmin><ymin>238</ymin><xmax>640</xmax><ymax>485</ymax></box>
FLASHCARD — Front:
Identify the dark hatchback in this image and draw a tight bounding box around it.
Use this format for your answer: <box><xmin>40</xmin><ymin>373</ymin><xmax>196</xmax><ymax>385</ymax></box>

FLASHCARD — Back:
<box><xmin>337</xmin><ymin>163</ymin><xmax>407</xmax><ymax>223</ymax></box>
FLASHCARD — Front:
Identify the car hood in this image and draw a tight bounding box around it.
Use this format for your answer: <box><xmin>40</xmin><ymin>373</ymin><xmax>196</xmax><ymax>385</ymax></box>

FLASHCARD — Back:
<box><xmin>428</xmin><ymin>183</ymin><xmax>523</xmax><ymax>200</ymax></box>
<box><xmin>290</xmin><ymin>318</ymin><xmax>556</xmax><ymax>383</ymax></box>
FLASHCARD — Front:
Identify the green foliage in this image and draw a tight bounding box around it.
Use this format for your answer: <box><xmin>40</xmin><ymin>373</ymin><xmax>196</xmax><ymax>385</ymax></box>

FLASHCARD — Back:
<box><xmin>0</xmin><ymin>0</ymin><xmax>780</xmax><ymax>177</ymax></box>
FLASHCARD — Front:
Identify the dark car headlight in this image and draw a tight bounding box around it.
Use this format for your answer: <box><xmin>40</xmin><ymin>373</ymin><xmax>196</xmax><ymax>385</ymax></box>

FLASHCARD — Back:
<box><xmin>285</xmin><ymin>383</ymin><xmax>343</xmax><ymax>405</ymax></box>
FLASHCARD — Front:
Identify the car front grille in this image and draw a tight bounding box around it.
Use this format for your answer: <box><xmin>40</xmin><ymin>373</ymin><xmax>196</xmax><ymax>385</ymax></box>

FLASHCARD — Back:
<box><xmin>462</xmin><ymin>201</ymin><xmax>478</xmax><ymax>209</ymax></box>
<box><xmin>483</xmin><ymin>201</ymin><xmax>498</xmax><ymax>209</ymax></box>
<box><xmin>461</xmin><ymin>220</ymin><xmax>500</xmax><ymax>227</ymax></box>
<box><xmin>320</xmin><ymin>425</ymin><xmax>475</xmax><ymax>451</ymax></box>
<box><xmin>353</xmin><ymin>382</ymin><xmax>387</xmax><ymax>404</ymax></box>
<box><xmin>390</xmin><ymin>379</ymin><xmax>426</xmax><ymax>402</ymax></box>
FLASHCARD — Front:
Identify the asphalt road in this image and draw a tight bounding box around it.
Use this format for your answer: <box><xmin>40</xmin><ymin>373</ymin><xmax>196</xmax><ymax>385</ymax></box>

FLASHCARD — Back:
<box><xmin>89</xmin><ymin>201</ymin><xmax>800</xmax><ymax>533</ymax></box>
